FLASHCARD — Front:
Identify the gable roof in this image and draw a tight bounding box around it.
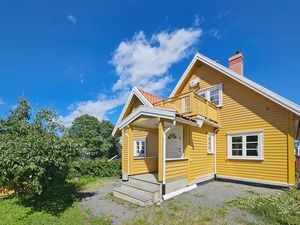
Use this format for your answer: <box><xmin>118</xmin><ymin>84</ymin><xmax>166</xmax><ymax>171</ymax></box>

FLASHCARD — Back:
<box><xmin>170</xmin><ymin>52</ymin><xmax>300</xmax><ymax>116</ymax></box>
<box><xmin>138</xmin><ymin>88</ymin><xmax>162</xmax><ymax>104</ymax></box>
<box><xmin>112</xmin><ymin>87</ymin><xmax>154</xmax><ymax>136</ymax></box>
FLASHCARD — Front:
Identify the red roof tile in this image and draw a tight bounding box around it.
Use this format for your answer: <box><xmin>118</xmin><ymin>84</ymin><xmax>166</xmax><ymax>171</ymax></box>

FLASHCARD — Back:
<box><xmin>138</xmin><ymin>88</ymin><xmax>163</xmax><ymax>105</ymax></box>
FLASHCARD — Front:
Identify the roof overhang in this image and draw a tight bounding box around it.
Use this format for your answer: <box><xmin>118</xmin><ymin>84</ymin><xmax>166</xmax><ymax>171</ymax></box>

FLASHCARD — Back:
<box><xmin>170</xmin><ymin>52</ymin><xmax>300</xmax><ymax>116</ymax></box>
<box><xmin>118</xmin><ymin>106</ymin><xmax>202</xmax><ymax>131</ymax></box>
<box><xmin>112</xmin><ymin>87</ymin><xmax>153</xmax><ymax>136</ymax></box>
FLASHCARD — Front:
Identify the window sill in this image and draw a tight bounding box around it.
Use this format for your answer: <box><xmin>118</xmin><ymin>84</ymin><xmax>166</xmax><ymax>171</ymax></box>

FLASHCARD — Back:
<box><xmin>227</xmin><ymin>157</ymin><xmax>264</xmax><ymax>161</ymax></box>
<box><xmin>166</xmin><ymin>158</ymin><xmax>188</xmax><ymax>161</ymax></box>
<box><xmin>133</xmin><ymin>156</ymin><xmax>157</xmax><ymax>160</ymax></box>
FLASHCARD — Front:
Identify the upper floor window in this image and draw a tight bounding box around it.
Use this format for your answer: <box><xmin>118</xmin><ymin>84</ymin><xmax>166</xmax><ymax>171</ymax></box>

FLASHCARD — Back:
<box><xmin>227</xmin><ymin>131</ymin><xmax>264</xmax><ymax>160</ymax></box>
<box><xmin>134</xmin><ymin>139</ymin><xmax>146</xmax><ymax>157</ymax></box>
<box><xmin>198</xmin><ymin>84</ymin><xmax>223</xmax><ymax>107</ymax></box>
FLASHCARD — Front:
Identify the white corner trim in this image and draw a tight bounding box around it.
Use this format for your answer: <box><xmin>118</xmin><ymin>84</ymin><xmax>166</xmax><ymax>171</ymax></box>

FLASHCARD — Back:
<box><xmin>170</xmin><ymin>52</ymin><xmax>300</xmax><ymax>116</ymax></box>
<box><xmin>112</xmin><ymin>87</ymin><xmax>154</xmax><ymax>136</ymax></box>
<box><xmin>163</xmin><ymin>184</ymin><xmax>197</xmax><ymax>200</ymax></box>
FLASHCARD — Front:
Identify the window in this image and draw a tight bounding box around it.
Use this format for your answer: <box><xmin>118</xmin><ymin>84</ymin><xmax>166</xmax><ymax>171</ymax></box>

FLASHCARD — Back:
<box><xmin>182</xmin><ymin>96</ymin><xmax>190</xmax><ymax>113</ymax></box>
<box><xmin>207</xmin><ymin>133</ymin><xmax>215</xmax><ymax>154</ymax></box>
<box><xmin>198</xmin><ymin>84</ymin><xmax>223</xmax><ymax>107</ymax></box>
<box><xmin>134</xmin><ymin>139</ymin><xmax>146</xmax><ymax>157</ymax></box>
<box><xmin>227</xmin><ymin>131</ymin><xmax>264</xmax><ymax>160</ymax></box>
<box><xmin>168</xmin><ymin>133</ymin><xmax>177</xmax><ymax>139</ymax></box>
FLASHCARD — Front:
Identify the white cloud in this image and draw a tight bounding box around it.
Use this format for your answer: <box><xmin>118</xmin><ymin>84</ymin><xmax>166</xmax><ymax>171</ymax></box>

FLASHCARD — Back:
<box><xmin>194</xmin><ymin>14</ymin><xmax>204</xmax><ymax>27</ymax></box>
<box><xmin>210</xmin><ymin>28</ymin><xmax>222</xmax><ymax>39</ymax></box>
<box><xmin>67</xmin><ymin>15</ymin><xmax>77</xmax><ymax>24</ymax></box>
<box><xmin>60</xmin><ymin>26</ymin><xmax>202</xmax><ymax>126</ymax></box>
<box><xmin>0</xmin><ymin>98</ymin><xmax>4</xmax><ymax>106</ymax></box>
<box><xmin>60</xmin><ymin>94</ymin><xmax>127</xmax><ymax>127</ymax></box>
<box><xmin>111</xmin><ymin>27</ymin><xmax>202</xmax><ymax>94</ymax></box>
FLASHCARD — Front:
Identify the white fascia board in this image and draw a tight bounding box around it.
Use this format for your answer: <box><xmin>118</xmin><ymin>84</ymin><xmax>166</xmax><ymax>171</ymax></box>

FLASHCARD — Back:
<box><xmin>112</xmin><ymin>87</ymin><xmax>153</xmax><ymax>136</ymax></box>
<box><xmin>170</xmin><ymin>54</ymin><xmax>199</xmax><ymax>97</ymax></box>
<box><xmin>170</xmin><ymin>52</ymin><xmax>300</xmax><ymax>116</ymax></box>
<box><xmin>118</xmin><ymin>106</ymin><xmax>176</xmax><ymax>130</ymax></box>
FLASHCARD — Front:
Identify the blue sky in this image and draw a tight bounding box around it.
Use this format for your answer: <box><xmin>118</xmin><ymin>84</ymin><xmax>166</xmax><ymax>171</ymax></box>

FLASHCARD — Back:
<box><xmin>1</xmin><ymin>0</ymin><xmax>300</xmax><ymax>126</ymax></box>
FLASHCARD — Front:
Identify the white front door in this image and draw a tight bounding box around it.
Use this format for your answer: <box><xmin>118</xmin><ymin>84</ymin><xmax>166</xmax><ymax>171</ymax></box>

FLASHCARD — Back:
<box><xmin>166</xmin><ymin>126</ymin><xmax>183</xmax><ymax>159</ymax></box>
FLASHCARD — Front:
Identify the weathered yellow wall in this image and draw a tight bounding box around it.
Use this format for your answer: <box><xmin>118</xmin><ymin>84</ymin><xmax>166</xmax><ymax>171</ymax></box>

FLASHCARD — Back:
<box><xmin>177</xmin><ymin>64</ymin><xmax>293</xmax><ymax>184</ymax></box>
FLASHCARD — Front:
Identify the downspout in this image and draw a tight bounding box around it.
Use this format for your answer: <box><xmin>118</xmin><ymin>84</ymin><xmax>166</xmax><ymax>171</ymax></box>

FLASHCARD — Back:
<box><xmin>213</xmin><ymin>127</ymin><xmax>220</xmax><ymax>179</ymax></box>
<box><xmin>162</xmin><ymin>120</ymin><xmax>176</xmax><ymax>196</ymax></box>
<box><xmin>124</xmin><ymin>129</ymin><xmax>130</xmax><ymax>180</ymax></box>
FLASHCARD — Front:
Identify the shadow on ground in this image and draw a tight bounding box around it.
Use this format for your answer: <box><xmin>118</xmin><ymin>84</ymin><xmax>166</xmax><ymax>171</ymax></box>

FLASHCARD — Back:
<box><xmin>12</xmin><ymin>181</ymin><xmax>96</xmax><ymax>216</ymax></box>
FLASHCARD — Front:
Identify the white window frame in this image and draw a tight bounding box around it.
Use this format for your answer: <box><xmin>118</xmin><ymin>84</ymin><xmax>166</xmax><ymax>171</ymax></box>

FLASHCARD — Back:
<box><xmin>227</xmin><ymin>131</ymin><xmax>264</xmax><ymax>160</ymax></box>
<box><xmin>134</xmin><ymin>139</ymin><xmax>146</xmax><ymax>157</ymax></box>
<box><xmin>207</xmin><ymin>133</ymin><xmax>215</xmax><ymax>154</ymax></box>
<box><xmin>198</xmin><ymin>83</ymin><xmax>223</xmax><ymax>107</ymax></box>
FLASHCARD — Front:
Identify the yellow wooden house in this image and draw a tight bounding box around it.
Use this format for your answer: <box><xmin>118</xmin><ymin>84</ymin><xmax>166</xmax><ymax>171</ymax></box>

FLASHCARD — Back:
<box><xmin>112</xmin><ymin>52</ymin><xmax>300</xmax><ymax>205</ymax></box>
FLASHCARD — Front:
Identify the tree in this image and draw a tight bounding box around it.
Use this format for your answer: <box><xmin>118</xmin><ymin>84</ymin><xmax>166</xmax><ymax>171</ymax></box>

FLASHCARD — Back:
<box><xmin>0</xmin><ymin>97</ymin><xmax>77</xmax><ymax>197</ymax></box>
<box><xmin>66</xmin><ymin>115</ymin><xmax>120</xmax><ymax>159</ymax></box>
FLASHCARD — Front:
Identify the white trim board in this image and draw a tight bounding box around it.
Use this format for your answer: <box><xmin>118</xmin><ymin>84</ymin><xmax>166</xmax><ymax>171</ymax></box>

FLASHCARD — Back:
<box><xmin>163</xmin><ymin>184</ymin><xmax>197</xmax><ymax>200</ymax></box>
<box><xmin>170</xmin><ymin>52</ymin><xmax>300</xmax><ymax>116</ymax></box>
<box><xmin>112</xmin><ymin>87</ymin><xmax>153</xmax><ymax>136</ymax></box>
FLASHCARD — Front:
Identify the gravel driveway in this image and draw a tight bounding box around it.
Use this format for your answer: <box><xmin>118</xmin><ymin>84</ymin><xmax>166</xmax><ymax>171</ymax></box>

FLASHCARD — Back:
<box><xmin>79</xmin><ymin>178</ymin><xmax>282</xmax><ymax>225</ymax></box>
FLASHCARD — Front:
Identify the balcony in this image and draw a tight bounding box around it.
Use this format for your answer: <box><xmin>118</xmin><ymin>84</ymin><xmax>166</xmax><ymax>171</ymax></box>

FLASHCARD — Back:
<box><xmin>154</xmin><ymin>91</ymin><xmax>219</xmax><ymax>123</ymax></box>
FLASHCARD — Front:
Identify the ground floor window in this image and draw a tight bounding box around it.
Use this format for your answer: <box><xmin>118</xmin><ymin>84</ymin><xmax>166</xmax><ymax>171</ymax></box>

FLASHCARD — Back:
<box><xmin>207</xmin><ymin>133</ymin><xmax>215</xmax><ymax>154</ymax></box>
<box><xmin>227</xmin><ymin>131</ymin><xmax>264</xmax><ymax>160</ymax></box>
<box><xmin>134</xmin><ymin>139</ymin><xmax>146</xmax><ymax>157</ymax></box>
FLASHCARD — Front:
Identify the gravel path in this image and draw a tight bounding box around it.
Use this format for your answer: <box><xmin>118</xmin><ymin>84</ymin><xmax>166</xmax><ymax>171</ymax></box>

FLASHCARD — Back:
<box><xmin>79</xmin><ymin>179</ymin><xmax>283</xmax><ymax>225</ymax></box>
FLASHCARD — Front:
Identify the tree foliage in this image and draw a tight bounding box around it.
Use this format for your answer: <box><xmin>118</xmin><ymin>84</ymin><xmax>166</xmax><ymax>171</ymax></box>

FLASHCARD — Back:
<box><xmin>0</xmin><ymin>98</ymin><xmax>78</xmax><ymax>197</ymax></box>
<box><xmin>66</xmin><ymin>115</ymin><xmax>120</xmax><ymax>159</ymax></box>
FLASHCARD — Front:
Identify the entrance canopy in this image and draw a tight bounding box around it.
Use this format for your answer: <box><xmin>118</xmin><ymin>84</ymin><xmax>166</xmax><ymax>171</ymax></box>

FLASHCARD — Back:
<box><xmin>117</xmin><ymin>105</ymin><xmax>203</xmax><ymax>131</ymax></box>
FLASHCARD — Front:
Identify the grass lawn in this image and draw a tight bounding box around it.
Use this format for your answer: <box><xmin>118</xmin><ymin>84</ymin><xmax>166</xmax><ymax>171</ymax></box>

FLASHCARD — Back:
<box><xmin>228</xmin><ymin>171</ymin><xmax>300</xmax><ymax>225</ymax></box>
<box><xmin>0</xmin><ymin>177</ymin><xmax>113</xmax><ymax>225</ymax></box>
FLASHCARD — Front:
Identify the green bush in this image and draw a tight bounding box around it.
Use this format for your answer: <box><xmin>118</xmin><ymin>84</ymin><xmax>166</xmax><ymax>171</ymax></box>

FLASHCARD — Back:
<box><xmin>68</xmin><ymin>159</ymin><xmax>121</xmax><ymax>178</ymax></box>
<box><xmin>229</xmin><ymin>189</ymin><xmax>300</xmax><ymax>225</ymax></box>
<box><xmin>296</xmin><ymin>168</ymin><xmax>300</xmax><ymax>187</ymax></box>
<box><xmin>0</xmin><ymin>98</ymin><xmax>77</xmax><ymax>198</ymax></box>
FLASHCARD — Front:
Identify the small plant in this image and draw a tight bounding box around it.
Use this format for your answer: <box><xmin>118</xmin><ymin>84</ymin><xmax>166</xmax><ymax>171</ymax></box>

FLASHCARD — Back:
<box><xmin>228</xmin><ymin>189</ymin><xmax>300</xmax><ymax>225</ymax></box>
<box><xmin>245</xmin><ymin>190</ymin><xmax>260</xmax><ymax>196</ymax></box>
<box><xmin>193</xmin><ymin>193</ymin><xmax>205</xmax><ymax>198</ymax></box>
<box><xmin>217</xmin><ymin>207</ymin><xmax>228</xmax><ymax>217</ymax></box>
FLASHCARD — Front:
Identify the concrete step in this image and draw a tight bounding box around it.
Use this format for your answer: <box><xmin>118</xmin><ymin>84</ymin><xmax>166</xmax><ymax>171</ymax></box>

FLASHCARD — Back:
<box><xmin>121</xmin><ymin>181</ymin><xmax>160</xmax><ymax>201</ymax></box>
<box><xmin>129</xmin><ymin>174</ymin><xmax>160</xmax><ymax>189</ymax></box>
<box><xmin>113</xmin><ymin>187</ymin><xmax>153</xmax><ymax>206</ymax></box>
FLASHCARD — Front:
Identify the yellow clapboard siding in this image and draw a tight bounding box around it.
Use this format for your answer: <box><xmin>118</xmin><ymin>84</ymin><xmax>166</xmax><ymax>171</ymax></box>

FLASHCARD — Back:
<box><xmin>166</xmin><ymin>160</ymin><xmax>188</xmax><ymax>180</ymax></box>
<box><xmin>121</xmin><ymin>129</ymin><xmax>128</xmax><ymax>173</ymax></box>
<box><xmin>188</xmin><ymin>125</ymin><xmax>215</xmax><ymax>182</ymax></box>
<box><xmin>131</xmin><ymin>157</ymin><xmax>158</xmax><ymax>175</ymax></box>
<box><xmin>130</xmin><ymin>126</ymin><xmax>159</xmax><ymax>175</ymax></box>
<box><xmin>177</xmin><ymin>64</ymin><xmax>292</xmax><ymax>184</ymax></box>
